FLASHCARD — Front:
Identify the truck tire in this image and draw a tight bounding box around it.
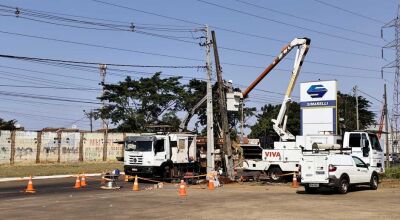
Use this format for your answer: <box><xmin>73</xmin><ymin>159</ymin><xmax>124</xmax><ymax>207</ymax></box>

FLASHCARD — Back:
<box><xmin>304</xmin><ymin>185</ymin><xmax>318</xmax><ymax>194</ymax></box>
<box><xmin>370</xmin><ymin>173</ymin><xmax>379</xmax><ymax>190</ymax></box>
<box><xmin>337</xmin><ymin>177</ymin><xmax>349</xmax><ymax>194</ymax></box>
<box><xmin>268</xmin><ymin>167</ymin><xmax>283</xmax><ymax>182</ymax></box>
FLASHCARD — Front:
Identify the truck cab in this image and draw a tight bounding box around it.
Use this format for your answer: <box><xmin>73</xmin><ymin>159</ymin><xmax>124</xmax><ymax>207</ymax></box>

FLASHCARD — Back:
<box><xmin>343</xmin><ymin>132</ymin><xmax>384</xmax><ymax>173</ymax></box>
<box><xmin>123</xmin><ymin>133</ymin><xmax>200</xmax><ymax>179</ymax></box>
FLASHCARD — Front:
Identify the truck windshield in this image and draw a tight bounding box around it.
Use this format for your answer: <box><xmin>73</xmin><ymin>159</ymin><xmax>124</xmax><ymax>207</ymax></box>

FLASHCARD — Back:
<box><xmin>368</xmin><ymin>134</ymin><xmax>383</xmax><ymax>152</ymax></box>
<box><xmin>125</xmin><ymin>141</ymin><xmax>153</xmax><ymax>152</ymax></box>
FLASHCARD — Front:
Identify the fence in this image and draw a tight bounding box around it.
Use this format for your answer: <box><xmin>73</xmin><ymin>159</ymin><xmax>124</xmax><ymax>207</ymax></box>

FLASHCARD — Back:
<box><xmin>0</xmin><ymin>130</ymin><xmax>138</xmax><ymax>165</ymax></box>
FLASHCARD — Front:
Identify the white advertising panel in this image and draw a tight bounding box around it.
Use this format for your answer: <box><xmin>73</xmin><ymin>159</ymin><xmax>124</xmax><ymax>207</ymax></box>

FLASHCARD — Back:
<box><xmin>300</xmin><ymin>80</ymin><xmax>337</xmax><ymax>135</ymax></box>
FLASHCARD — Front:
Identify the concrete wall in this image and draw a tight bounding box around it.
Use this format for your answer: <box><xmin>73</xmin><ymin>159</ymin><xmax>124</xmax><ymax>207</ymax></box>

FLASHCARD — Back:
<box><xmin>0</xmin><ymin>131</ymin><xmax>129</xmax><ymax>165</ymax></box>
<box><xmin>14</xmin><ymin>131</ymin><xmax>37</xmax><ymax>164</ymax></box>
<box><xmin>60</xmin><ymin>132</ymin><xmax>80</xmax><ymax>163</ymax></box>
<box><xmin>0</xmin><ymin>131</ymin><xmax>11</xmax><ymax>164</ymax></box>
<box><xmin>83</xmin><ymin>132</ymin><xmax>104</xmax><ymax>162</ymax></box>
<box><xmin>40</xmin><ymin>132</ymin><xmax>59</xmax><ymax>163</ymax></box>
<box><xmin>107</xmin><ymin>133</ymin><xmax>124</xmax><ymax>161</ymax></box>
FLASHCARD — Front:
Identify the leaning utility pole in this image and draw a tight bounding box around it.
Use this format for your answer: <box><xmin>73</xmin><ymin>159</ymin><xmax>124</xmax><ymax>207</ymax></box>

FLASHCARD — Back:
<box><xmin>204</xmin><ymin>26</ymin><xmax>215</xmax><ymax>173</ymax></box>
<box><xmin>353</xmin><ymin>86</ymin><xmax>360</xmax><ymax>130</ymax></box>
<box><xmin>211</xmin><ymin>30</ymin><xmax>234</xmax><ymax>179</ymax></box>
<box><xmin>99</xmin><ymin>64</ymin><xmax>107</xmax><ymax>130</ymax></box>
<box><xmin>384</xmin><ymin>84</ymin><xmax>390</xmax><ymax>168</ymax></box>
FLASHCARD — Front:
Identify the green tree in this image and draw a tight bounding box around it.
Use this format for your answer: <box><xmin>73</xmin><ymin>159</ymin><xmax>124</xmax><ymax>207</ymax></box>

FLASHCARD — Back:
<box><xmin>249</xmin><ymin>102</ymin><xmax>300</xmax><ymax>139</ymax></box>
<box><xmin>337</xmin><ymin>92</ymin><xmax>376</xmax><ymax>132</ymax></box>
<box><xmin>0</xmin><ymin>118</ymin><xmax>17</xmax><ymax>130</ymax></box>
<box><xmin>95</xmin><ymin>73</ymin><xmax>184</xmax><ymax>132</ymax></box>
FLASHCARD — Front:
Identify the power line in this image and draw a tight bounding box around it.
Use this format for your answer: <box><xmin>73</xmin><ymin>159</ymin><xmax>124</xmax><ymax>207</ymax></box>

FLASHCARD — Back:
<box><xmin>0</xmin><ymin>29</ymin><xmax>383</xmax><ymax>73</ymax></box>
<box><xmin>312</xmin><ymin>0</ymin><xmax>385</xmax><ymax>24</ymax></box>
<box><xmin>0</xmin><ymin>30</ymin><xmax>205</xmax><ymax>62</ymax></box>
<box><xmin>195</xmin><ymin>0</ymin><xmax>381</xmax><ymax>48</ymax></box>
<box><xmin>0</xmin><ymin>85</ymin><xmax>101</xmax><ymax>91</ymax></box>
<box><xmin>0</xmin><ymin>91</ymin><xmax>101</xmax><ymax>104</ymax></box>
<box><xmin>0</xmin><ymin>54</ymin><xmax>205</xmax><ymax>69</ymax></box>
<box><xmin>235</xmin><ymin>0</ymin><xmax>380</xmax><ymax>39</ymax></box>
<box><xmin>0</xmin><ymin>65</ymin><xmax>97</xmax><ymax>82</ymax></box>
<box><xmin>90</xmin><ymin>0</ymin><xmax>381</xmax><ymax>59</ymax></box>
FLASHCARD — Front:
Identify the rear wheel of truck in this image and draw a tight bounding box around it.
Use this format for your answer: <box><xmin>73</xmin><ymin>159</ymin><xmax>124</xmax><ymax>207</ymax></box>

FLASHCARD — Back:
<box><xmin>337</xmin><ymin>177</ymin><xmax>349</xmax><ymax>194</ymax></box>
<box><xmin>304</xmin><ymin>185</ymin><xmax>318</xmax><ymax>194</ymax></box>
<box><xmin>268</xmin><ymin>167</ymin><xmax>283</xmax><ymax>182</ymax></box>
<box><xmin>370</xmin><ymin>174</ymin><xmax>379</xmax><ymax>190</ymax></box>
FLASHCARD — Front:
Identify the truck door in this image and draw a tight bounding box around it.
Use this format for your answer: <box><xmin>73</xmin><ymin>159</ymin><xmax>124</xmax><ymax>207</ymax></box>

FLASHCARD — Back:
<box><xmin>348</xmin><ymin>133</ymin><xmax>368</xmax><ymax>163</ymax></box>
<box><xmin>154</xmin><ymin>139</ymin><xmax>166</xmax><ymax>164</ymax></box>
<box><xmin>352</xmin><ymin>156</ymin><xmax>370</xmax><ymax>183</ymax></box>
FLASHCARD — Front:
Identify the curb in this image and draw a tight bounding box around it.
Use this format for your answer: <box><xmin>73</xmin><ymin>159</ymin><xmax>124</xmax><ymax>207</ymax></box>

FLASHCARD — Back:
<box><xmin>0</xmin><ymin>172</ymin><xmax>126</xmax><ymax>183</ymax></box>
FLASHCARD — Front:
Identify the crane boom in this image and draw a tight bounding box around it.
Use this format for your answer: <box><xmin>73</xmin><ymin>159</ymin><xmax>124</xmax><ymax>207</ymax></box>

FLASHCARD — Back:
<box><xmin>240</xmin><ymin>37</ymin><xmax>310</xmax><ymax>141</ymax></box>
<box><xmin>271</xmin><ymin>38</ymin><xmax>310</xmax><ymax>141</ymax></box>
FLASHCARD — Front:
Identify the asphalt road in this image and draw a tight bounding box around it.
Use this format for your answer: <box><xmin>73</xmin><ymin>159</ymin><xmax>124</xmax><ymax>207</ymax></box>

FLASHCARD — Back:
<box><xmin>0</xmin><ymin>176</ymin><xmax>153</xmax><ymax>199</ymax></box>
<box><xmin>0</xmin><ymin>178</ymin><xmax>399</xmax><ymax>220</ymax></box>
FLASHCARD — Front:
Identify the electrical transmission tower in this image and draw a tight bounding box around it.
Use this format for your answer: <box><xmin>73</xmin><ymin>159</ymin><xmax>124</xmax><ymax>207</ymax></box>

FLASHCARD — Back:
<box><xmin>382</xmin><ymin>5</ymin><xmax>400</xmax><ymax>154</ymax></box>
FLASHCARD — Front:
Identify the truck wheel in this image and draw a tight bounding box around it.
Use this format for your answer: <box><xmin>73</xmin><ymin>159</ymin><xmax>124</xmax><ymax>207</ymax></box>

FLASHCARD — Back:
<box><xmin>268</xmin><ymin>167</ymin><xmax>283</xmax><ymax>182</ymax></box>
<box><xmin>337</xmin><ymin>177</ymin><xmax>349</xmax><ymax>194</ymax></box>
<box><xmin>163</xmin><ymin>166</ymin><xmax>172</xmax><ymax>181</ymax></box>
<box><xmin>304</xmin><ymin>185</ymin><xmax>318</xmax><ymax>194</ymax></box>
<box><xmin>370</xmin><ymin>174</ymin><xmax>379</xmax><ymax>190</ymax></box>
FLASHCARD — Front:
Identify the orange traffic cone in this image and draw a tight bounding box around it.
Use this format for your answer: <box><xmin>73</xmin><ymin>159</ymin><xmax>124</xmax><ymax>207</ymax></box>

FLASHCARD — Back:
<box><xmin>25</xmin><ymin>176</ymin><xmax>36</xmax><ymax>193</ymax></box>
<box><xmin>291</xmin><ymin>172</ymin><xmax>299</xmax><ymax>188</ymax></box>
<box><xmin>81</xmin><ymin>174</ymin><xmax>87</xmax><ymax>187</ymax></box>
<box><xmin>132</xmin><ymin>175</ymin><xmax>139</xmax><ymax>191</ymax></box>
<box><xmin>124</xmin><ymin>175</ymin><xmax>130</xmax><ymax>182</ymax></box>
<box><xmin>74</xmin><ymin>175</ymin><xmax>81</xmax><ymax>189</ymax></box>
<box><xmin>208</xmin><ymin>178</ymin><xmax>215</xmax><ymax>190</ymax></box>
<box><xmin>179</xmin><ymin>180</ymin><xmax>187</xmax><ymax>197</ymax></box>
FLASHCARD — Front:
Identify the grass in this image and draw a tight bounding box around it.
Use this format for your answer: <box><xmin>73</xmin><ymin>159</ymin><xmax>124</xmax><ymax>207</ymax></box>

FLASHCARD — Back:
<box><xmin>0</xmin><ymin>162</ymin><xmax>124</xmax><ymax>178</ymax></box>
<box><xmin>381</xmin><ymin>165</ymin><xmax>400</xmax><ymax>179</ymax></box>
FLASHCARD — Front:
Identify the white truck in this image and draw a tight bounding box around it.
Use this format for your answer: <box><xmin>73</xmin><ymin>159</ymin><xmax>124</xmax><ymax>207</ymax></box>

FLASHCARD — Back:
<box><xmin>123</xmin><ymin>133</ymin><xmax>202</xmax><ymax>179</ymax></box>
<box><xmin>242</xmin><ymin>132</ymin><xmax>384</xmax><ymax>182</ymax></box>
<box><xmin>300</xmin><ymin>147</ymin><xmax>379</xmax><ymax>194</ymax></box>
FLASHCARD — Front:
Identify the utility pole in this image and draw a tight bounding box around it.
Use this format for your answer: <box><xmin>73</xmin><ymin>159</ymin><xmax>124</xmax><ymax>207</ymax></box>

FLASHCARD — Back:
<box><xmin>211</xmin><ymin>30</ymin><xmax>234</xmax><ymax>179</ymax></box>
<box><xmin>204</xmin><ymin>25</ymin><xmax>215</xmax><ymax>174</ymax></box>
<box><xmin>84</xmin><ymin>110</ymin><xmax>94</xmax><ymax>132</ymax></box>
<box><xmin>384</xmin><ymin>84</ymin><xmax>390</xmax><ymax>168</ymax></box>
<box><xmin>99</xmin><ymin>64</ymin><xmax>107</xmax><ymax>130</ymax></box>
<box><xmin>353</xmin><ymin>86</ymin><xmax>360</xmax><ymax>130</ymax></box>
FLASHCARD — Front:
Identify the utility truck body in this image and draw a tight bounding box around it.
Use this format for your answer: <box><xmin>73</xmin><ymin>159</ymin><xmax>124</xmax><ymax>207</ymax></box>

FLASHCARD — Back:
<box><xmin>123</xmin><ymin>133</ymin><xmax>201</xmax><ymax>179</ymax></box>
<box><xmin>242</xmin><ymin>132</ymin><xmax>384</xmax><ymax>181</ymax></box>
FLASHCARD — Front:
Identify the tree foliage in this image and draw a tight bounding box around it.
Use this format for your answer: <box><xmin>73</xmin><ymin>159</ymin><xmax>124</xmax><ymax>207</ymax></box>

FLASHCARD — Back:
<box><xmin>95</xmin><ymin>72</ymin><xmax>252</xmax><ymax>135</ymax></box>
<box><xmin>249</xmin><ymin>102</ymin><xmax>300</xmax><ymax>139</ymax></box>
<box><xmin>0</xmin><ymin>118</ymin><xmax>17</xmax><ymax>130</ymax></box>
<box><xmin>95</xmin><ymin>73</ymin><xmax>184</xmax><ymax>132</ymax></box>
<box><xmin>337</xmin><ymin>92</ymin><xmax>376</xmax><ymax>132</ymax></box>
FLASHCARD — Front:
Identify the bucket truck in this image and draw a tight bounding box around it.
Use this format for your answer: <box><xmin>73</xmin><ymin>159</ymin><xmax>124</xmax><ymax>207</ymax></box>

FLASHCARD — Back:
<box><xmin>239</xmin><ymin>37</ymin><xmax>310</xmax><ymax>181</ymax></box>
<box><xmin>240</xmin><ymin>38</ymin><xmax>384</xmax><ymax>182</ymax></box>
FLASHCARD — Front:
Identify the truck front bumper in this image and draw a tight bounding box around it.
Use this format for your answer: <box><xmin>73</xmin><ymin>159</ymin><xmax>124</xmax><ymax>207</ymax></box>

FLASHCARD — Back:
<box><xmin>124</xmin><ymin>165</ymin><xmax>157</xmax><ymax>177</ymax></box>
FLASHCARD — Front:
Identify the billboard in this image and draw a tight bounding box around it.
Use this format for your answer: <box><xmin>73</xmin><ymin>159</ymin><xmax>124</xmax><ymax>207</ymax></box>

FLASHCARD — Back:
<box><xmin>300</xmin><ymin>80</ymin><xmax>337</xmax><ymax>135</ymax></box>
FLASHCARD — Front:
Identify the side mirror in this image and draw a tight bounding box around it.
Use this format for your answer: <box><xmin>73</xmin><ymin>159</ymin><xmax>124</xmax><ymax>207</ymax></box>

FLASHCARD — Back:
<box><xmin>362</xmin><ymin>146</ymin><xmax>370</xmax><ymax>157</ymax></box>
<box><xmin>366</xmin><ymin>163</ymin><xmax>370</xmax><ymax>167</ymax></box>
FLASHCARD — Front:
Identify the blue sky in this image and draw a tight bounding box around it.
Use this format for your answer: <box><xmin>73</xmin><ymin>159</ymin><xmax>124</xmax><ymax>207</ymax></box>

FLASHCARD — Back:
<box><xmin>0</xmin><ymin>0</ymin><xmax>398</xmax><ymax>131</ymax></box>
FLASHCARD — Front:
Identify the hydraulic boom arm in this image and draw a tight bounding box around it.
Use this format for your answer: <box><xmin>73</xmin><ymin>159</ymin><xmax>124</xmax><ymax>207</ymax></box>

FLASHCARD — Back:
<box><xmin>272</xmin><ymin>38</ymin><xmax>310</xmax><ymax>141</ymax></box>
<box><xmin>241</xmin><ymin>38</ymin><xmax>310</xmax><ymax>141</ymax></box>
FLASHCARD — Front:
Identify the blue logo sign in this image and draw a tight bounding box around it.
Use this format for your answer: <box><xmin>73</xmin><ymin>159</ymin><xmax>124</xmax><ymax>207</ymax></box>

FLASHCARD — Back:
<box><xmin>307</xmin><ymin>85</ymin><xmax>327</xmax><ymax>98</ymax></box>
